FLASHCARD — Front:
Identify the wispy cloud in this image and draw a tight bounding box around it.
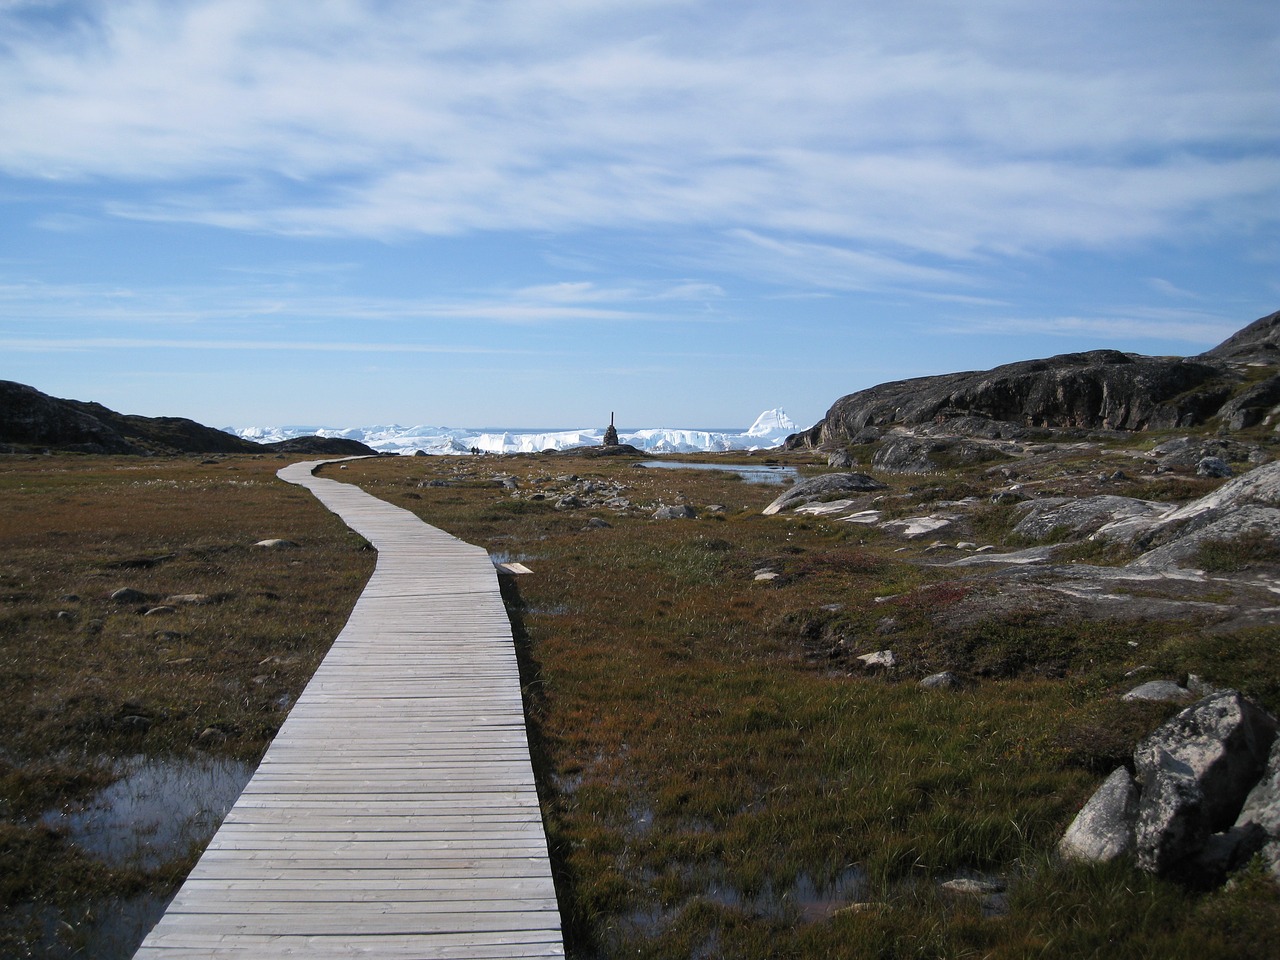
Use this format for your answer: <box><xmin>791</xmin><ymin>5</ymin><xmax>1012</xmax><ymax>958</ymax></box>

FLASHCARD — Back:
<box><xmin>0</xmin><ymin>276</ymin><xmax>722</xmax><ymax>328</ymax></box>
<box><xmin>0</xmin><ymin>0</ymin><xmax>1273</xmax><ymax>272</ymax></box>
<box><xmin>943</xmin><ymin>307</ymin><xmax>1245</xmax><ymax>347</ymax></box>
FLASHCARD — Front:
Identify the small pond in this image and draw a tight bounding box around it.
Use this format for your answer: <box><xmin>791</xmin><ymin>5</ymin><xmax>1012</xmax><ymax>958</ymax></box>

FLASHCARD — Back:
<box><xmin>23</xmin><ymin>753</ymin><xmax>255</xmax><ymax>959</ymax></box>
<box><xmin>637</xmin><ymin>461</ymin><xmax>800</xmax><ymax>485</ymax></box>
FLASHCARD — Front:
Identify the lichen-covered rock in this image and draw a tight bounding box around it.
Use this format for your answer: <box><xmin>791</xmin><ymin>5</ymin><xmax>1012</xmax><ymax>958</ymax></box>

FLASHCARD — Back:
<box><xmin>761</xmin><ymin>472</ymin><xmax>886</xmax><ymax>515</ymax></box>
<box><xmin>1197</xmin><ymin>456</ymin><xmax>1233</xmax><ymax>478</ymax></box>
<box><xmin>1235</xmin><ymin>738</ymin><xmax>1280</xmax><ymax>880</ymax></box>
<box><xmin>1132</xmin><ymin>692</ymin><xmax>1278</xmax><ymax>875</ymax></box>
<box><xmin>1059</xmin><ymin>767</ymin><xmax>1139</xmax><ymax>863</ymax></box>
<box><xmin>1013</xmin><ymin>495</ymin><xmax>1172</xmax><ymax>541</ymax></box>
<box><xmin>1122</xmin><ymin>680</ymin><xmax>1193</xmax><ymax>703</ymax></box>
<box><xmin>652</xmin><ymin>504</ymin><xmax>696</xmax><ymax>520</ymax></box>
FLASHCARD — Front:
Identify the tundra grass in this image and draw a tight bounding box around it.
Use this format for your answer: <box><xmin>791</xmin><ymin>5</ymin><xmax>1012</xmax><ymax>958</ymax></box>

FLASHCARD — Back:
<box><xmin>0</xmin><ymin>453</ymin><xmax>373</xmax><ymax>954</ymax></box>
<box><xmin>336</xmin><ymin>453</ymin><xmax>1280</xmax><ymax>959</ymax></box>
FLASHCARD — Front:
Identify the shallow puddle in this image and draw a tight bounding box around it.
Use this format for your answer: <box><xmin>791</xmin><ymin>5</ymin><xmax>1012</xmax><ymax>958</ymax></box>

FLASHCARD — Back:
<box><xmin>41</xmin><ymin>753</ymin><xmax>254</xmax><ymax>870</ymax></box>
<box><xmin>637</xmin><ymin>461</ymin><xmax>800</xmax><ymax>484</ymax></box>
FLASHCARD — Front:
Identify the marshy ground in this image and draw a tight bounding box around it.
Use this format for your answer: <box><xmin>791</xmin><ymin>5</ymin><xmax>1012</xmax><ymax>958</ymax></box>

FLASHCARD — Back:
<box><xmin>2</xmin><ymin>445</ymin><xmax>1278</xmax><ymax>958</ymax></box>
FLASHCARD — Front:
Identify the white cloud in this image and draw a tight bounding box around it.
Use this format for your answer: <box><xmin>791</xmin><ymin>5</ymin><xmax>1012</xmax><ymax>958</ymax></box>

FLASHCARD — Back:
<box><xmin>0</xmin><ymin>0</ymin><xmax>1275</xmax><ymax>276</ymax></box>
<box><xmin>946</xmin><ymin>307</ymin><xmax>1245</xmax><ymax>347</ymax></box>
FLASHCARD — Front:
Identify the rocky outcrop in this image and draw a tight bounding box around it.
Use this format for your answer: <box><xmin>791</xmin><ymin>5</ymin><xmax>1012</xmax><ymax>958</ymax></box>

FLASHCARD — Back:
<box><xmin>0</xmin><ymin>380</ymin><xmax>261</xmax><ymax>455</ymax></box>
<box><xmin>788</xmin><ymin>310</ymin><xmax>1280</xmax><ymax>450</ymax></box>
<box><xmin>761</xmin><ymin>472</ymin><xmax>887</xmax><ymax>516</ymax></box>
<box><xmin>261</xmin><ymin>436</ymin><xmax>379</xmax><ymax>456</ymax></box>
<box><xmin>1061</xmin><ymin>692</ymin><xmax>1278</xmax><ymax>885</ymax></box>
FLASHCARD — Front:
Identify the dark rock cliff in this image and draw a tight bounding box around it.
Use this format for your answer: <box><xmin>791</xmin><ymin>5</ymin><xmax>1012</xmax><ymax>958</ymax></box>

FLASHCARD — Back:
<box><xmin>0</xmin><ymin>380</ymin><xmax>376</xmax><ymax>456</ymax></box>
<box><xmin>789</xmin><ymin>310</ymin><xmax>1280</xmax><ymax>450</ymax></box>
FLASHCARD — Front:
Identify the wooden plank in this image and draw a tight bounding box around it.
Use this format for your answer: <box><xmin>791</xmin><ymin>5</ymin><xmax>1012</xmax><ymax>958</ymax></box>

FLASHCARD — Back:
<box><xmin>133</xmin><ymin>458</ymin><xmax>563</xmax><ymax>959</ymax></box>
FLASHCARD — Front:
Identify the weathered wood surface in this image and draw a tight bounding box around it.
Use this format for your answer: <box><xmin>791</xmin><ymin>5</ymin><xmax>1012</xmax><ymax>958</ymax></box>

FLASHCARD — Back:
<box><xmin>134</xmin><ymin>459</ymin><xmax>563</xmax><ymax>959</ymax></box>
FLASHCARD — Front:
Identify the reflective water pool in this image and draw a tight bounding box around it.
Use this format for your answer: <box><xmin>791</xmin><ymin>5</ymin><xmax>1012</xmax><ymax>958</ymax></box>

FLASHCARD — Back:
<box><xmin>637</xmin><ymin>461</ymin><xmax>800</xmax><ymax>484</ymax></box>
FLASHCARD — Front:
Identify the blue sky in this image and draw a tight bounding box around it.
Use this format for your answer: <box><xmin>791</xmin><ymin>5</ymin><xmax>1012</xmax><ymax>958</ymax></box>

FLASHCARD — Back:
<box><xmin>1</xmin><ymin>0</ymin><xmax>1277</xmax><ymax>431</ymax></box>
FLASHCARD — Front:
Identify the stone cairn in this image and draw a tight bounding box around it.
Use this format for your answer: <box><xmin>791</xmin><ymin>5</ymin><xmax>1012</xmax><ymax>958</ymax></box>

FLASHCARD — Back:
<box><xmin>603</xmin><ymin>412</ymin><xmax>619</xmax><ymax>448</ymax></box>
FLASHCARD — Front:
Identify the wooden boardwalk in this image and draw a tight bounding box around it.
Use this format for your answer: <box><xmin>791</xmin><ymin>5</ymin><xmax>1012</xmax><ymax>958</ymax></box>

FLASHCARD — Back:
<box><xmin>134</xmin><ymin>459</ymin><xmax>563</xmax><ymax>959</ymax></box>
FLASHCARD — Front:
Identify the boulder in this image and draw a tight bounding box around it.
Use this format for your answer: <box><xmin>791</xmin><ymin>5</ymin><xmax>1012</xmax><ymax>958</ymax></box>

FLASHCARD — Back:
<box><xmin>1059</xmin><ymin>767</ymin><xmax>1139</xmax><ymax>863</ymax></box>
<box><xmin>827</xmin><ymin>449</ymin><xmax>856</xmax><ymax>469</ymax></box>
<box><xmin>856</xmin><ymin>650</ymin><xmax>896</xmax><ymax>670</ymax></box>
<box><xmin>919</xmin><ymin>671</ymin><xmax>963</xmax><ymax>691</ymax></box>
<box><xmin>1132</xmin><ymin>692</ymin><xmax>1278</xmax><ymax>875</ymax></box>
<box><xmin>653</xmin><ymin>504</ymin><xmax>697</xmax><ymax>520</ymax></box>
<box><xmin>1235</xmin><ymin>738</ymin><xmax>1280</xmax><ymax>879</ymax></box>
<box><xmin>1122</xmin><ymin>680</ymin><xmax>1193</xmax><ymax>703</ymax></box>
<box><xmin>254</xmin><ymin>538</ymin><xmax>300</xmax><ymax>549</ymax></box>
<box><xmin>762</xmin><ymin>473</ymin><xmax>886</xmax><ymax>516</ymax></box>
<box><xmin>1197</xmin><ymin>457</ymin><xmax>1233</xmax><ymax>478</ymax></box>
<box><xmin>110</xmin><ymin>587</ymin><xmax>150</xmax><ymax>604</ymax></box>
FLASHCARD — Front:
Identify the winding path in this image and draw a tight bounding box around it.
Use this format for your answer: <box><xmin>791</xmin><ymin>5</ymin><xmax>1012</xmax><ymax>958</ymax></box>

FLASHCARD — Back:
<box><xmin>134</xmin><ymin>459</ymin><xmax>563</xmax><ymax>959</ymax></box>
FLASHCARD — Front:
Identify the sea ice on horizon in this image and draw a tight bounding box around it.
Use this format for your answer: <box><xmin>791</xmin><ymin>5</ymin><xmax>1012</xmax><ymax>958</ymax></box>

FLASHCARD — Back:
<box><xmin>229</xmin><ymin>409</ymin><xmax>799</xmax><ymax>456</ymax></box>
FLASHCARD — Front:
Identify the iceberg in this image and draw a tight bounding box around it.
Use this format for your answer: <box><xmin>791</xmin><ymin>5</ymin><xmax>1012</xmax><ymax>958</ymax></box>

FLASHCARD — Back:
<box><xmin>226</xmin><ymin>409</ymin><xmax>799</xmax><ymax>456</ymax></box>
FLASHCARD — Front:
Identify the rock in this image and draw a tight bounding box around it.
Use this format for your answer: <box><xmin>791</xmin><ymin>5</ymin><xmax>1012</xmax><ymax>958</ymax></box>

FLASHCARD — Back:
<box><xmin>254</xmin><ymin>538</ymin><xmax>300</xmax><ymax>549</ymax></box>
<box><xmin>872</xmin><ymin>433</ymin><xmax>1009</xmax><ymax>474</ymax></box>
<box><xmin>880</xmin><ymin>515</ymin><xmax>954</xmax><ymax>539</ymax></box>
<box><xmin>1012</xmin><ymin>495</ymin><xmax>1171</xmax><ymax>541</ymax></box>
<box><xmin>110</xmin><ymin>587</ymin><xmax>149</xmax><ymax>603</ymax></box>
<box><xmin>653</xmin><ymin>504</ymin><xmax>697</xmax><ymax>520</ymax></box>
<box><xmin>919</xmin><ymin>671</ymin><xmax>962</xmax><ymax>691</ymax></box>
<box><xmin>762</xmin><ymin>473</ymin><xmax>887</xmax><ymax>515</ymax></box>
<box><xmin>55</xmin><ymin>610</ymin><xmax>76</xmax><ymax>622</ymax></box>
<box><xmin>555</xmin><ymin>495</ymin><xmax>583</xmax><ymax>510</ymax></box>
<box><xmin>164</xmin><ymin>594</ymin><xmax>210</xmax><ymax>605</ymax></box>
<box><xmin>754</xmin><ymin>571</ymin><xmax>781</xmax><ymax>581</ymax></box>
<box><xmin>195</xmin><ymin>727</ymin><xmax>228</xmax><ymax>748</ymax></box>
<box><xmin>939</xmin><ymin>878</ymin><xmax>1003</xmax><ymax>896</ymax></box>
<box><xmin>856</xmin><ymin>650</ymin><xmax>896</xmax><ymax>669</ymax></box>
<box><xmin>1122</xmin><ymin>680</ymin><xmax>1194</xmax><ymax>703</ymax></box>
<box><xmin>946</xmin><ymin>545</ymin><xmax>1058</xmax><ymax>567</ymax></box>
<box><xmin>1198</xmin><ymin>456</ymin><xmax>1233</xmax><ymax>478</ymax></box>
<box><xmin>143</xmin><ymin>605</ymin><xmax>177</xmax><ymax>616</ymax></box>
<box><xmin>1134</xmin><ymin>752</ymin><xmax>1207</xmax><ymax>875</ymax></box>
<box><xmin>789</xmin><ymin>347</ymin><xmax>1237</xmax><ymax>451</ymax></box>
<box><xmin>827</xmin><ymin>449</ymin><xmax>856</xmax><ymax>468</ymax></box>
<box><xmin>117</xmin><ymin>715</ymin><xmax>153</xmax><ymax>734</ymax></box>
<box><xmin>0</xmin><ymin>379</ymin><xmax>265</xmax><ymax>455</ymax></box>
<box><xmin>1132</xmin><ymin>691</ymin><xmax>1278</xmax><ymax>875</ymax></box>
<box><xmin>585</xmin><ymin>517</ymin><xmax>611</xmax><ymax>529</ymax></box>
<box><xmin>1235</xmin><ymin>738</ymin><xmax>1280</xmax><ymax>879</ymax></box>
<box><xmin>1060</xmin><ymin>767</ymin><xmax>1139</xmax><ymax>863</ymax></box>
<box><xmin>1130</xmin><ymin>504</ymin><xmax>1280</xmax><ymax>570</ymax></box>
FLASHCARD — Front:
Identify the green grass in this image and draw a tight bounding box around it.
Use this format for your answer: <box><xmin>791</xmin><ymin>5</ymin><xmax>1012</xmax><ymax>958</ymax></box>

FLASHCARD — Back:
<box><xmin>332</xmin><ymin>451</ymin><xmax>1280</xmax><ymax>958</ymax></box>
<box><xmin>4</xmin><ymin>448</ymin><xmax>1278</xmax><ymax>958</ymax></box>
<box><xmin>0</xmin><ymin>454</ymin><xmax>373</xmax><ymax>951</ymax></box>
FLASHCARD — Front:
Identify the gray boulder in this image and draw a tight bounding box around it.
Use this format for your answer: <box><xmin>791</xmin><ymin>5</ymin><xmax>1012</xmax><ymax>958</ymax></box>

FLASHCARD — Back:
<box><xmin>1122</xmin><ymin>680</ymin><xmax>1193</xmax><ymax>703</ymax></box>
<box><xmin>1132</xmin><ymin>691</ymin><xmax>1278</xmax><ymax>875</ymax></box>
<box><xmin>1197</xmin><ymin>456</ymin><xmax>1233</xmax><ymax>478</ymax></box>
<box><xmin>1235</xmin><ymin>738</ymin><xmax>1280</xmax><ymax>879</ymax></box>
<box><xmin>1059</xmin><ymin>767</ymin><xmax>1139</xmax><ymax>863</ymax></box>
<box><xmin>653</xmin><ymin>504</ymin><xmax>697</xmax><ymax>520</ymax></box>
<box><xmin>762</xmin><ymin>472</ymin><xmax>886</xmax><ymax>516</ymax></box>
<box><xmin>827</xmin><ymin>449</ymin><xmax>856</xmax><ymax>469</ymax></box>
<box><xmin>919</xmin><ymin>671</ymin><xmax>963</xmax><ymax>691</ymax></box>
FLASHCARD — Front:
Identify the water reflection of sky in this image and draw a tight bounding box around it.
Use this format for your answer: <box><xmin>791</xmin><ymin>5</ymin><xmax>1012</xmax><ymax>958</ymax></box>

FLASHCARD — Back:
<box><xmin>41</xmin><ymin>754</ymin><xmax>253</xmax><ymax>871</ymax></box>
<box><xmin>637</xmin><ymin>461</ymin><xmax>799</xmax><ymax>485</ymax></box>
